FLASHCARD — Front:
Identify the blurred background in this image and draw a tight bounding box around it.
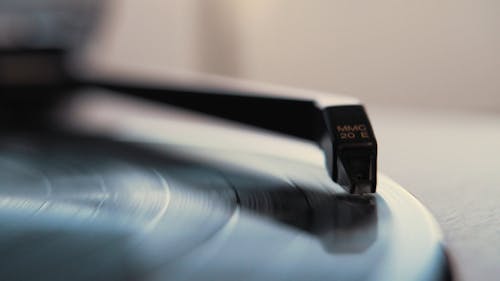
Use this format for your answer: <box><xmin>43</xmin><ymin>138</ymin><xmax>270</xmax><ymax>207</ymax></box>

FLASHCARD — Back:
<box><xmin>87</xmin><ymin>0</ymin><xmax>500</xmax><ymax>112</ymax></box>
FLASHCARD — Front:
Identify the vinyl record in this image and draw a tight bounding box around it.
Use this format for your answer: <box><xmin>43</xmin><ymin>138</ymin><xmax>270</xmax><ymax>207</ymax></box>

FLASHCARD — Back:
<box><xmin>0</xmin><ymin>133</ymin><xmax>450</xmax><ymax>281</ymax></box>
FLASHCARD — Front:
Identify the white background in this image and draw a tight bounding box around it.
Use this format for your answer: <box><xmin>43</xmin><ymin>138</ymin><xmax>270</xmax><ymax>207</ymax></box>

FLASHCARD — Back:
<box><xmin>89</xmin><ymin>0</ymin><xmax>500</xmax><ymax>112</ymax></box>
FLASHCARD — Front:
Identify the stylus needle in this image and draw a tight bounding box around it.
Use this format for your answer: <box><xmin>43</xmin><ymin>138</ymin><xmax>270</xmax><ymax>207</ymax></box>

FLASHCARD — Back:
<box><xmin>321</xmin><ymin>106</ymin><xmax>377</xmax><ymax>194</ymax></box>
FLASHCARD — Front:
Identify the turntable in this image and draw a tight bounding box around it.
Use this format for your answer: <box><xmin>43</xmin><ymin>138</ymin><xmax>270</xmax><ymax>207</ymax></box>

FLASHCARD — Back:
<box><xmin>0</xmin><ymin>2</ymin><xmax>452</xmax><ymax>281</ymax></box>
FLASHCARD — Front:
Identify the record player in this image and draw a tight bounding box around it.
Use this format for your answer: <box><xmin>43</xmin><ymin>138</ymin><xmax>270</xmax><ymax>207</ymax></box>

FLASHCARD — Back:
<box><xmin>0</xmin><ymin>1</ymin><xmax>452</xmax><ymax>280</ymax></box>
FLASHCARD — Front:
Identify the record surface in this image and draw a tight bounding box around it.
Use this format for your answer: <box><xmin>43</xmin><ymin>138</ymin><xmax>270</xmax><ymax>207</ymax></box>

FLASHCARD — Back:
<box><xmin>0</xmin><ymin>134</ymin><xmax>450</xmax><ymax>281</ymax></box>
